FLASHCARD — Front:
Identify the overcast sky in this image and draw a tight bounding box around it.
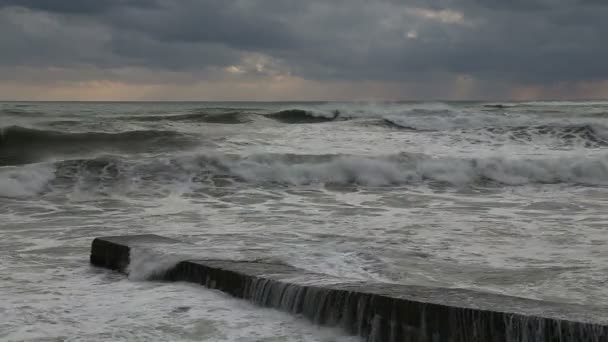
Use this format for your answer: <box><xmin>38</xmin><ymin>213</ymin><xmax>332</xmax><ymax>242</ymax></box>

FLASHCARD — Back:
<box><xmin>1</xmin><ymin>0</ymin><xmax>607</xmax><ymax>101</ymax></box>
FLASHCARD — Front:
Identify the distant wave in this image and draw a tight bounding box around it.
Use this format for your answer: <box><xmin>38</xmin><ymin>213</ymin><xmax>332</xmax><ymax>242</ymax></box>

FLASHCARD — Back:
<box><xmin>120</xmin><ymin>108</ymin><xmax>341</xmax><ymax>124</ymax></box>
<box><xmin>0</xmin><ymin>126</ymin><xmax>198</xmax><ymax>166</ymax></box>
<box><xmin>378</xmin><ymin>118</ymin><xmax>608</xmax><ymax>146</ymax></box>
<box><xmin>265</xmin><ymin>109</ymin><xmax>341</xmax><ymax>123</ymax></box>
<box><xmin>485</xmin><ymin>124</ymin><xmax>608</xmax><ymax>146</ymax></box>
<box><xmin>123</xmin><ymin>111</ymin><xmax>251</xmax><ymax>124</ymax></box>
<box><xmin>377</xmin><ymin>110</ymin><xmax>501</xmax><ymax>132</ymax></box>
<box><xmin>0</xmin><ymin>108</ymin><xmax>44</xmax><ymax>117</ymax></box>
<box><xmin>483</xmin><ymin>104</ymin><xmax>512</xmax><ymax>109</ymax></box>
<box><xmin>481</xmin><ymin>101</ymin><xmax>608</xmax><ymax>108</ymax></box>
<box><xmin>0</xmin><ymin>126</ymin><xmax>192</xmax><ymax>146</ymax></box>
<box><xmin>379</xmin><ymin>118</ymin><xmax>424</xmax><ymax>131</ymax></box>
<box><xmin>519</xmin><ymin>101</ymin><xmax>608</xmax><ymax>107</ymax></box>
<box><xmin>2</xmin><ymin>152</ymin><xmax>603</xmax><ymax>198</ymax></box>
<box><xmin>123</xmin><ymin>108</ymin><xmax>340</xmax><ymax>124</ymax></box>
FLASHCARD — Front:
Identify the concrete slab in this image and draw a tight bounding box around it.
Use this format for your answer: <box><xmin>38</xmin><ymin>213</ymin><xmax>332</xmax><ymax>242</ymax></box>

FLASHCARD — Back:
<box><xmin>90</xmin><ymin>234</ymin><xmax>608</xmax><ymax>342</ymax></box>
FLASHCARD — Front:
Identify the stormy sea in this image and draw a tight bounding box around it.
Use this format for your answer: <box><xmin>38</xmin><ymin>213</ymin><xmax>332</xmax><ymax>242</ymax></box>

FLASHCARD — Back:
<box><xmin>1</xmin><ymin>101</ymin><xmax>607</xmax><ymax>341</ymax></box>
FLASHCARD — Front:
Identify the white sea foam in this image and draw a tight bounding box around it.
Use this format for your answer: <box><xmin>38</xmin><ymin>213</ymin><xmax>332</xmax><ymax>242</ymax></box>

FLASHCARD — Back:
<box><xmin>0</xmin><ymin>164</ymin><xmax>55</xmax><ymax>197</ymax></box>
<box><xmin>126</xmin><ymin>247</ymin><xmax>186</xmax><ymax>281</ymax></box>
<box><xmin>383</xmin><ymin>109</ymin><xmax>608</xmax><ymax>132</ymax></box>
<box><xmin>4</xmin><ymin>101</ymin><xmax>608</xmax><ymax>342</ymax></box>
<box><xmin>202</xmin><ymin>153</ymin><xmax>608</xmax><ymax>186</ymax></box>
<box><xmin>0</xmin><ymin>263</ymin><xmax>360</xmax><ymax>342</ymax></box>
<box><xmin>47</xmin><ymin>152</ymin><xmax>608</xmax><ymax>195</ymax></box>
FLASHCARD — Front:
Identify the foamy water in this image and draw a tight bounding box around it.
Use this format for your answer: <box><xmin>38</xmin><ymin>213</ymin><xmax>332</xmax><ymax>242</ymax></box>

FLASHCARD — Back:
<box><xmin>1</xmin><ymin>101</ymin><xmax>607</xmax><ymax>341</ymax></box>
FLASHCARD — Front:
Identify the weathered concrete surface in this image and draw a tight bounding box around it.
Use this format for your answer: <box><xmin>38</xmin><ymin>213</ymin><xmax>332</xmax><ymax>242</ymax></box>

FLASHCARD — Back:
<box><xmin>91</xmin><ymin>234</ymin><xmax>608</xmax><ymax>342</ymax></box>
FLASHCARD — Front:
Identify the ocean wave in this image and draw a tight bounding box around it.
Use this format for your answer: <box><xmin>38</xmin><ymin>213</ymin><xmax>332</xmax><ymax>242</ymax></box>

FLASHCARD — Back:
<box><xmin>265</xmin><ymin>109</ymin><xmax>341</xmax><ymax>123</ymax></box>
<box><xmin>123</xmin><ymin>111</ymin><xmax>251</xmax><ymax>124</ymax></box>
<box><xmin>379</xmin><ymin>118</ymin><xmax>424</xmax><ymax>131</ymax></box>
<box><xmin>587</xmin><ymin>112</ymin><xmax>608</xmax><ymax>118</ymax></box>
<box><xmin>519</xmin><ymin>101</ymin><xmax>608</xmax><ymax>107</ymax></box>
<box><xmin>0</xmin><ymin>108</ymin><xmax>44</xmax><ymax>117</ymax></box>
<box><xmin>381</xmin><ymin>118</ymin><xmax>608</xmax><ymax>146</ymax></box>
<box><xmin>484</xmin><ymin>124</ymin><xmax>608</xmax><ymax>146</ymax></box>
<box><xmin>272</xmin><ymin>102</ymin><xmax>456</xmax><ymax>121</ymax></box>
<box><xmin>480</xmin><ymin>101</ymin><xmax>608</xmax><ymax>108</ymax></box>
<box><xmin>0</xmin><ymin>163</ymin><xmax>55</xmax><ymax>197</ymax></box>
<box><xmin>379</xmin><ymin>110</ymin><xmax>514</xmax><ymax>131</ymax></box>
<box><xmin>0</xmin><ymin>126</ymin><xmax>198</xmax><ymax>166</ymax></box>
<box><xmin>483</xmin><ymin>104</ymin><xmax>513</xmax><ymax>109</ymax></box>
<box><xmin>4</xmin><ymin>152</ymin><xmax>601</xmax><ymax>199</ymax></box>
<box><xmin>89</xmin><ymin>108</ymin><xmax>339</xmax><ymax>125</ymax></box>
<box><xmin>193</xmin><ymin>153</ymin><xmax>608</xmax><ymax>187</ymax></box>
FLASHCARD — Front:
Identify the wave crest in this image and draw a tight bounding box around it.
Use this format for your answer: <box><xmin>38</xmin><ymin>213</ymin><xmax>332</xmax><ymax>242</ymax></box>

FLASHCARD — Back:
<box><xmin>124</xmin><ymin>111</ymin><xmax>251</xmax><ymax>124</ymax></box>
<box><xmin>381</xmin><ymin>119</ymin><xmax>608</xmax><ymax>147</ymax></box>
<box><xmin>0</xmin><ymin>164</ymin><xmax>55</xmax><ymax>198</ymax></box>
<box><xmin>33</xmin><ymin>153</ymin><xmax>608</xmax><ymax>197</ymax></box>
<box><xmin>486</xmin><ymin>124</ymin><xmax>608</xmax><ymax>146</ymax></box>
<box><xmin>0</xmin><ymin>126</ymin><xmax>198</xmax><ymax>166</ymax></box>
<box><xmin>265</xmin><ymin>109</ymin><xmax>340</xmax><ymax>123</ymax></box>
<box><xmin>206</xmin><ymin>153</ymin><xmax>608</xmax><ymax>187</ymax></box>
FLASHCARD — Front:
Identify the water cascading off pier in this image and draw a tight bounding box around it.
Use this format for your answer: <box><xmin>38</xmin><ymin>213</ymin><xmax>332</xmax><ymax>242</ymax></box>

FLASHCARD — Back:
<box><xmin>90</xmin><ymin>234</ymin><xmax>608</xmax><ymax>342</ymax></box>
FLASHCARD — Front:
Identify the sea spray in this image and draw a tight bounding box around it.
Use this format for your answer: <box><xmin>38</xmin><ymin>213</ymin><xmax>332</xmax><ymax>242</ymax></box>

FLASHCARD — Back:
<box><xmin>126</xmin><ymin>247</ymin><xmax>186</xmax><ymax>281</ymax></box>
<box><xmin>21</xmin><ymin>152</ymin><xmax>608</xmax><ymax>196</ymax></box>
<box><xmin>6</xmin><ymin>101</ymin><xmax>608</xmax><ymax>342</ymax></box>
<box><xmin>0</xmin><ymin>163</ymin><xmax>55</xmax><ymax>197</ymax></box>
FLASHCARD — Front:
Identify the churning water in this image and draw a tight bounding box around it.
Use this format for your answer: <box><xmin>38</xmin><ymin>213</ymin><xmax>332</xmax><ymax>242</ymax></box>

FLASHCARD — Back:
<box><xmin>1</xmin><ymin>101</ymin><xmax>607</xmax><ymax>341</ymax></box>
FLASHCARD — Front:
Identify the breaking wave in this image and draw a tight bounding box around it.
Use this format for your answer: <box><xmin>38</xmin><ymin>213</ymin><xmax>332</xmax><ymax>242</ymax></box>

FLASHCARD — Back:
<box><xmin>0</xmin><ymin>163</ymin><xmax>55</xmax><ymax>198</ymax></box>
<box><xmin>123</xmin><ymin>111</ymin><xmax>251</xmax><ymax>124</ymax></box>
<box><xmin>265</xmin><ymin>109</ymin><xmax>341</xmax><ymax>123</ymax></box>
<box><xmin>485</xmin><ymin>124</ymin><xmax>608</xmax><ymax>146</ymax></box>
<box><xmin>0</xmin><ymin>126</ymin><xmax>198</xmax><ymax>166</ymax></box>
<box><xmin>483</xmin><ymin>104</ymin><xmax>512</xmax><ymax>109</ymax></box>
<box><xmin>381</xmin><ymin>119</ymin><xmax>608</xmax><ymax>146</ymax></box>
<box><xmin>479</xmin><ymin>101</ymin><xmax>608</xmax><ymax>108</ymax></box>
<box><xmin>120</xmin><ymin>108</ymin><xmax>344</xmax><ymax>124</ymax></box>
<box><xmin>178</xmin><ymin>152</ymin><xmax>608</xmax><ymax>187</ymax></box>
<box><xmin>379</xmin><ymin>118</ymin><xmax>428</xmax><ymax>131</ymax></box>
<box><xmin>519</xmin><ymin>101</ymin><xmax>608</xmax><ymax>107</ymax></box>
<box><xmin>3</xmin><ymin>152</ymin><xmax>605</xmax><ymax>198</ymax></box>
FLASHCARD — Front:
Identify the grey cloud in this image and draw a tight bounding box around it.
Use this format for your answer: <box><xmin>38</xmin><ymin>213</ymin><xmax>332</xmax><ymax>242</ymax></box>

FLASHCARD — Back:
<box><xmin>0</xmin><ymin>4</ymin><xmax>244</xmax><ymax>72</ymax></box>
<box><xmin>108</xmin><ymin>31</ymin><xmax>242</xmax><ymax>71</ymax></box>
<box><xmin>1</xmin><ymin>0</ymin><xmax>608</xmax><ymax>88</ymax></box>
<box><xmin>107</xmin><ymin>1</ymin><xmax>296</xmax><ymax>49</ymax></box>
<box><xmin>0</xmin><ymin>8</ymin><xmax>114</xmax><ymax>68</ymax></box>
<box><xmin>0</xmin><ymin>0</ymin><xmax>157</xmax><ymax>13</ymax></box>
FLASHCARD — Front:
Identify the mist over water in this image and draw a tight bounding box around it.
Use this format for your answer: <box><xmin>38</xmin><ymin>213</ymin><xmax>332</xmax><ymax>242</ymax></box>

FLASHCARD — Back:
<box><xmin>1</xmin><ymin>101</ymin><xmax>608</xmax><ymax>340</ymax></box>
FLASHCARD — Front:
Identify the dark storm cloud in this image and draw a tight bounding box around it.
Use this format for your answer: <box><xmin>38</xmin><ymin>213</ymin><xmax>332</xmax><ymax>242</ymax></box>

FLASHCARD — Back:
<box><xmin>1</xmin><ymin>0</ymin><xmax>608</xmax><ymax>85</ymax></box>
<box><xmin>107</xmin><ymin>1</ymin><xmax>296</xmax><ymax>49</ymax></box>
<box><xmin>0</xmin><ymin>0</ymin><xmax>157</xmax><ymax>13</ymax></box>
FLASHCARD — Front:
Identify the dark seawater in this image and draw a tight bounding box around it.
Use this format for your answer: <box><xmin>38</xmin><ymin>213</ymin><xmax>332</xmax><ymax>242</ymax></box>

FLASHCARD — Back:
<box><xmin>1</xmin><ymin>101</ymin><xmax>607</xmax><ymax>340</ymax></box>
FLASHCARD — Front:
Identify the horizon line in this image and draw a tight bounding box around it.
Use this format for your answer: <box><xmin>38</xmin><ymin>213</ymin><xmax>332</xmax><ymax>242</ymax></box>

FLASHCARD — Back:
<box><xmin>1</xmin><ymin>98</ymin><xmax>607</xmax><ymax>103</ymax></box>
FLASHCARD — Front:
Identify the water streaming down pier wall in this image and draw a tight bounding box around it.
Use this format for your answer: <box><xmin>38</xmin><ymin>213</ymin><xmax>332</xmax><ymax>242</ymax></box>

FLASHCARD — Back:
<box><xmin>90</xmin><ymin>235</ymin><xmax>608</xmax><ymax>342</ymax></box>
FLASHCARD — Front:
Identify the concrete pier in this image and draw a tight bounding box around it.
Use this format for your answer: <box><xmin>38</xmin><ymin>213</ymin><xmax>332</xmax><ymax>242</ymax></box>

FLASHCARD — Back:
<box><xmin>90</xmin><ymin>234</ymin><xmax>608</xmax><ymax>342</ymax></box>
